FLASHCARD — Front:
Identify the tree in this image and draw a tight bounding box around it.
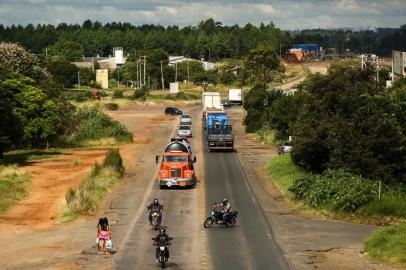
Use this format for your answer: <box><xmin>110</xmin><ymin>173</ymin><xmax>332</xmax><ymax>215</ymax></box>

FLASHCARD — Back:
<box><xmin>291</xmin><ymin>62</ymin><xmax>406</xmax><ymax>182</ymax></box>
<box><xmin>0</xmin><ymin>42</ymin><xmax>50</xmax><ymax>82</ymax></box>
<box><xmin>48</xmin><ymin>38</ymin><xmax>84</xmax><ymax>59</ymax></box>
<box><xmin>0</xmin><ymin>66</ymin><xmax>23</xmax><ymax>158</ymax></box>
<box><xmin>241</xmin><ymin>47</ymin><xmax>284</xmax><ymax>85</ymax></box>
<box><xmin>47</xmin><ymin>60</ymin><xmax>78</xmax><ymax>88</ymax></box>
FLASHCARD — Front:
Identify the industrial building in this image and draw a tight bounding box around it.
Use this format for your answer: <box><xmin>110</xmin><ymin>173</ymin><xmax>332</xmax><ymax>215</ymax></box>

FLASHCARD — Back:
<box><xmin>288</xmin><ymin>44</ymin><xmax>322</xmax><ymax>62</ymax></box>
<box><xmin>168</xmin><ymin>56</ymin><xmax>215</xmax><ymax>71</ymax></box>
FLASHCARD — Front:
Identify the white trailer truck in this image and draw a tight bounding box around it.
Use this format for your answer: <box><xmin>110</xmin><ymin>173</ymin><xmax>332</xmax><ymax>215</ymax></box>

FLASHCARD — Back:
<box><xmin>228</xmin><ymin>89</ymin><xmax>243</xmax><ymax>105</ymax></box>
<box><xmin>202</xmin><ymin>92</ymin><xmax>223</xmax><ymax>111</ymax></box>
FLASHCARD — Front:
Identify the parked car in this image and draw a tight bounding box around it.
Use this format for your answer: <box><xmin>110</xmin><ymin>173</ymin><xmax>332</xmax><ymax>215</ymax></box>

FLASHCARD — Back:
<box><xmin>165</xmin><ymin>107</ymin><xmax>182</xmax><ymax>115</ymax></box>
<box><xmin>177</xmin><ymin>125</ymin><xmax>192</xmax><ymax>137</ymax></box>
<box><xmin>221</xmin><ymin>101</ymin><xmax>232</xmax><ymax>108</ymax></box>
<box><xmin>180</xmin><ymin>114</ymin><xmax>192</xmax><ymax>125</ymax></box>
<box><xmin>278</xmin><ymin>142</ymin><xmax>292</xmax><ymax>154</ymax></box>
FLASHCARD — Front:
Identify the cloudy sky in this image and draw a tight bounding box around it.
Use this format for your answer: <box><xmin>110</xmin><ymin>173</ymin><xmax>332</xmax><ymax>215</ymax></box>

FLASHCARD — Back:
<box><xmin>0</xmin><ymin>0</ymin><xmax>405</xmax><ymax>29</ymax></box>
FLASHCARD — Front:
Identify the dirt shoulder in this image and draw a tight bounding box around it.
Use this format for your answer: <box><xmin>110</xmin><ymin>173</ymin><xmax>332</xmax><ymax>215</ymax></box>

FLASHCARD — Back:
<box><xmin>0</xmin><ymin>103</ymin><xmax>178</xmax><ymax>269</ymax></box>
<box><xmin>227</xmin><ymin>106</ymin><xmax>399</xmax><ymax>270</ymax></box>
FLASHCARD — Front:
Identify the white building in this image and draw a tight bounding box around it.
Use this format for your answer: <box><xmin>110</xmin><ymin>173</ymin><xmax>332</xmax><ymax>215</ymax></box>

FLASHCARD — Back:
<box><xmin>168</xmin><ymin>56</ymin><xmax>215</xmax><ymax>71</ymax></box>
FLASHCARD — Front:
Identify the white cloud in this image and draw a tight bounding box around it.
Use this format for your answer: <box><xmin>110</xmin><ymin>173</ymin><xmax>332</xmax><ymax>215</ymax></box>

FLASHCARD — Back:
<box><xmin>0</xmin><ymin>0</ymin><xmax>404</xmax><ymax>29</ymax></box>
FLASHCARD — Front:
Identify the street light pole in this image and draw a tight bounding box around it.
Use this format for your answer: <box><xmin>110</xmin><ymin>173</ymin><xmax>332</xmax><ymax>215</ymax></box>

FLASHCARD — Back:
<box><xmin>160</xmin><ymin>61</ymin><xmax>164</xmax><ymax>91</ymax></box>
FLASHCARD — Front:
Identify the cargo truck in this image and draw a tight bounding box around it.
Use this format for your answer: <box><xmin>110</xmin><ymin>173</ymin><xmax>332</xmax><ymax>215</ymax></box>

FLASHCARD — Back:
<box><xmin>228</xmin><ymin>89</ymin><xmax>243</xmax><ymax>105</ymax></box>
<box><xmin>156</xmin><ymin>141</ymin><xmax>196</xmax><ymax>188</ymax></box>
<box><xmin>205</xmin><ymin>110</ymin><xmax>234</xmax><ymax>151</ymax></box>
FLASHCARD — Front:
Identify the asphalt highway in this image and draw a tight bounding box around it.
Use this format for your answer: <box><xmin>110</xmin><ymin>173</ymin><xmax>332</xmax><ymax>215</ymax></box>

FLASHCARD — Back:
<box><xmin>204</xmin><ymin>147</ymin><xmax>291</xmax><ymax>270</ymax></box>
<box><xmin>113</xmin><ymin>108</ymin><xmax>201</xmax><ymax>270</ymax></box>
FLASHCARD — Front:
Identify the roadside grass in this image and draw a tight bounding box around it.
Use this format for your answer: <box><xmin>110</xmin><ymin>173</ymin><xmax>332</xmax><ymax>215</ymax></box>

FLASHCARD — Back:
<box><xmin>3</xmin><ymin>149</ymin><xmax>63</xmax><ymax>165</ymax></box>
<box><xmin>364</xmin><ymin>222</ymin><xmax>406</xmax><ymax>267</ymax></box>
<box><xmin>361</xmin><ymin>192</ymin><xmax>406</xmax><ymax>218</ymax></box>
<box><xmin>0</xmin><ymin>165</ymin><xmax>30</xmax><ymax>212</ymax></box>
<box><xmin>280</xmin><ymin>63</ymin><xmax>306</xmax><ymax>84</ymax></box>
<box><xmin>267</xmin><ymin>154</ymin><xmax>305</xmax><ymax>195</ymax></box>
<box><xmin>71</xmin><ymin>98</ymin><xmax>132</xmax><ymax>110</ymax></box>
<box><xmin>147</xmin><ymin>90</ymin><xmax>201</xmax><ymax>101</ymax></box>
<box><xmin>59</xmin><ymin>148</ymin><xmax>124</xmax><ymax>222</ymax></box>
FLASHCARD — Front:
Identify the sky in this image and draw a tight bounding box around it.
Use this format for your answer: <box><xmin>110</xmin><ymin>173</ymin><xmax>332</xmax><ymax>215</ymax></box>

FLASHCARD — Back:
<box><xmin>0</xmin><ymin>0</ymin><xmax>405</xmax><ymax>30</ymax></box>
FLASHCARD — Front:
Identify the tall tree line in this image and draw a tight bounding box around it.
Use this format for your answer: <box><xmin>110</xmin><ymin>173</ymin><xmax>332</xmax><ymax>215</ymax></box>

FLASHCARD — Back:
<box><xmin>290</xmin><ymin>26</ymin><xmax>406</xmax><ymax>56</ymax></box>
<box><xmin>0</xmin><ymin>19</ymin><xmax>405</xmax><ymax>59</ymax></box>
<box><xmin>0</xmin><ymin>19</ymin><xmax>288</xmax><ymax>60</ymax></box>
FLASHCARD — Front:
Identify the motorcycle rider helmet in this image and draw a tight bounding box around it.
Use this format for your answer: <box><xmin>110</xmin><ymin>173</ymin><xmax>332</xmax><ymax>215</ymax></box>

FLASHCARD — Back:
<box><xmin>222</xmin><ymin>198</ymin><xmax>228</xmax><ymax>206</ymax></box>
<box><xmin>154</xmin><ymin>198</ymin><xmax>159</xmax><ymax>204</ymax></box>
<box><xmin>159</xmin><ymin>227</ymin><xmax>166</xmax><ymax>235</ymax></box>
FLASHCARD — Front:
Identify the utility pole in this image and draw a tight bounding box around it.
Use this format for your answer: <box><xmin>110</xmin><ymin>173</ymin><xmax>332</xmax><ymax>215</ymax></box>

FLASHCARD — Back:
<box><xmin>160</xmin><ymin>61</ymin><xmax>164</xmax><ymax>90</ymax></box>
<box><xmin>77</xmin><ymin>70</ymin><xmax>80</xmax><ymax>90</ymax></box>
<box><xmin>279</xmin><ymin>43</ymin><xmax>282</xmax><ymax>59</ymax></box>
<box><xmin>138</xmin><ymin>58</ymin><xmax>142</xmax><ymax>88</ymax></box>
<box><xmin>143</xmin><ymin>56</ymin><xmax>146</xmax><ymax>86</ymax></box>
<box><xmin>136</xmin><ymin>59</ymin><xmax>138</xmax><ymax>88</ymax></box>
<box><xmin>117</xmin><ymin>68</ymin><xmax>120</xmax><ymax>88</ymax></box>
<box><xmin>209</xmin><ymin>47</ymin><xmax>211</xmax><ymax>62</ymax></box>
<box><xmin>187</xmin><ymin>60</ymin><xmax>190</xmax><ymax>86</ymax></box>
<box><xmin>175</xmin><ymin>62</ymin><xmax>178</xmax><ymax>82</ymax></box>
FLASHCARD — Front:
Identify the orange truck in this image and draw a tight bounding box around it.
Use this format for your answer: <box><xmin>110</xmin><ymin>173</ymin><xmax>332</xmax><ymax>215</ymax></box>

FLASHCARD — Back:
<box><xmin>155</xmin><ymin>140</ymin><xmax>196</xmax><ymax>189</ymax></box>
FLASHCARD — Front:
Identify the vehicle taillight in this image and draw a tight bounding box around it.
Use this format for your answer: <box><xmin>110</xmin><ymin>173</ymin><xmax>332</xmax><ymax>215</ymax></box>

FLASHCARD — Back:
<box><xmin>209</xmin><ymin>142</ymin><xmax>215</xmax><ymax>145</ymax></box>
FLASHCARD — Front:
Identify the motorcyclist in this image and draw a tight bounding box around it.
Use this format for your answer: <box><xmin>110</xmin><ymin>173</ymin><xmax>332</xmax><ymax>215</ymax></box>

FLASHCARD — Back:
<box><xmin>216</xmin><ymin>198</ymin><xmax>231</xmax><ymax>223</ymax></box>
<box><xmin>147</xmin><ymin>198</ymin><xmax>163</xmax><ymax>225</ymax></box>
<box><xmin>153</xmin><ymin>227</ymin><xmax>171</xmax><ymax>261</ymax></box>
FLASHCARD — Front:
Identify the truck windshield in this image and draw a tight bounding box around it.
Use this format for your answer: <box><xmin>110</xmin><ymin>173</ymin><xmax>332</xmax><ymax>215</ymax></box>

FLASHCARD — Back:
<box><xmin>164</xmin><ymin>156</ymin><xmax>188</xmax><ymax>162</ymax></box>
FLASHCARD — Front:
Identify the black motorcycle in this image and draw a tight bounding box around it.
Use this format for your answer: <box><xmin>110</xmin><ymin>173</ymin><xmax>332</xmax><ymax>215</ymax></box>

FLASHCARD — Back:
<box><xmin>152</xmin><ymin>237</ymin><xmax>173</xmax><ymax>269</ymax></box>
<box><xmin>204</xmin><ymin>205</ymin><xmax>238</xmax><ymax>228</ymax></box>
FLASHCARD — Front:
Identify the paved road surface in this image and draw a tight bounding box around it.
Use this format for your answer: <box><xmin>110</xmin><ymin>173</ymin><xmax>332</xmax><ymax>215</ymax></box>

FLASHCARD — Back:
<box><xmin>204</xmin><ymin>139</ymin><xmax>291</xmax><ymax>269</ymax></box>
<box><xmin>113</xmin><ymin>107</ymin><xmax>202</xmax><ymax>270</ymax></box>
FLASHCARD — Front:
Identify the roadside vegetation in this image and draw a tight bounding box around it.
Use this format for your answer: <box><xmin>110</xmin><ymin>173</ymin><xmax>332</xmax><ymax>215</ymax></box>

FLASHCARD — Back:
<box><xmin>60</xmin><ymin>148</ymin><xmax>124</xmax><ymax>222</ymax></box>
<box><xmin>242</xmin><ymin>59</ymin><xmax>406</xmax><ymax>266</ymax></box>
<box><xmin>364</xmin><ymin>222</ymin><xmax>406</xmax><ymax>267</ymax></box>
<box><xmin>0</xmin><ymin>165</ymin><xmax>30</xmax><ymax>212</ymax></box>
<box><xmin>67</xmin><ymin>106</ymin><xmax>133</xmax><ymax>147</ymax></box>
<box><xmin>268</xmin><ymin>155</ymin><xmax>406</xmax><ymax>221</ymax></box>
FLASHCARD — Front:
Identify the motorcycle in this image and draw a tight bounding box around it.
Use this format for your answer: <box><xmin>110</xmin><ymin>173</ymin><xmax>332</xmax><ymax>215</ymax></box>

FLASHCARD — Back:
<box><xmin>152</xmin><ymin>237</ymin><xmax>173</xmax><ymax>269</ymax></box>
<box><xmin>150</xmin><ymin>210</ymin><xmax>161</xmax><ymax>230</ymax></box>
<box><xmin>204</xmin><ymin>204</ymin><xmax>238</xmax><ymax>228</ymax></box>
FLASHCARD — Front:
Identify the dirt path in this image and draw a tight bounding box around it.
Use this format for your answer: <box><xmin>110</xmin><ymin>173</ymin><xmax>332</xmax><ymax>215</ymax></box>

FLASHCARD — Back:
<box><xmin>227</xmin><ymin>106</ymin><xmax>398</xmax><ymax>270</ymax></box>
<box><xmin>280</xmin><ymin>62</ymin><xmax>329</xmax><ymax>90</ymax></box>
<box><xmin>0</xmin><ymin>103</ymin><xmax>178</xmax><ymax>269</ymax></box>
<box><xmin>0</xmin><ymin>148</ymin><xmax>108</xmax><ymax>232</ymax></box>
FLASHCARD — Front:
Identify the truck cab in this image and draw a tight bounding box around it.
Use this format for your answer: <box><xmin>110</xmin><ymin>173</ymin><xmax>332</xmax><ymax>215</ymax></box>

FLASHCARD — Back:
<box><xmin>156</xmin><ymin>141</ymin><xmax>196</xmax><ymax>188</ymax></box>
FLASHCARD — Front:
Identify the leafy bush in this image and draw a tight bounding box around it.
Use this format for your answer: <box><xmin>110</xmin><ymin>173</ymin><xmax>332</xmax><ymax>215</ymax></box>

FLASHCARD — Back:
<box><xmin>112</xmin><ymin>89</ymin><xmax>124</xmax><ymax>98</ymax></box>
<box><xmin>104</xmin><ymin>102</ymin><xmax>118</xmax><ymax>111</ymax></box>
<box><xmin>289</xmin><ymin>169</ymin><xmax>378</xmax><ymax>212</ymax></box>
<box><xmin>132</xmin><ymin>87</ymin><xmax>149</xmax><ymax>100</ymax></box>
<box><xmin>70</xmin><ymin>107</ymin><xmax>132</xmax><ymax>144</ymax></box>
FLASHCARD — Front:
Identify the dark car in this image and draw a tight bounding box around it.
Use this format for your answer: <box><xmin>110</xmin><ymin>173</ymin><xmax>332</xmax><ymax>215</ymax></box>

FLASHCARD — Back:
<box><xmin>165</xmin><ymin>107</ymin><xmax>182</xmax><ymax>115</ymax></box>
<box><xmin>221</xmin><ymin>101</ymin><xmax>232</xmax><ymax>108</ymax></box>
